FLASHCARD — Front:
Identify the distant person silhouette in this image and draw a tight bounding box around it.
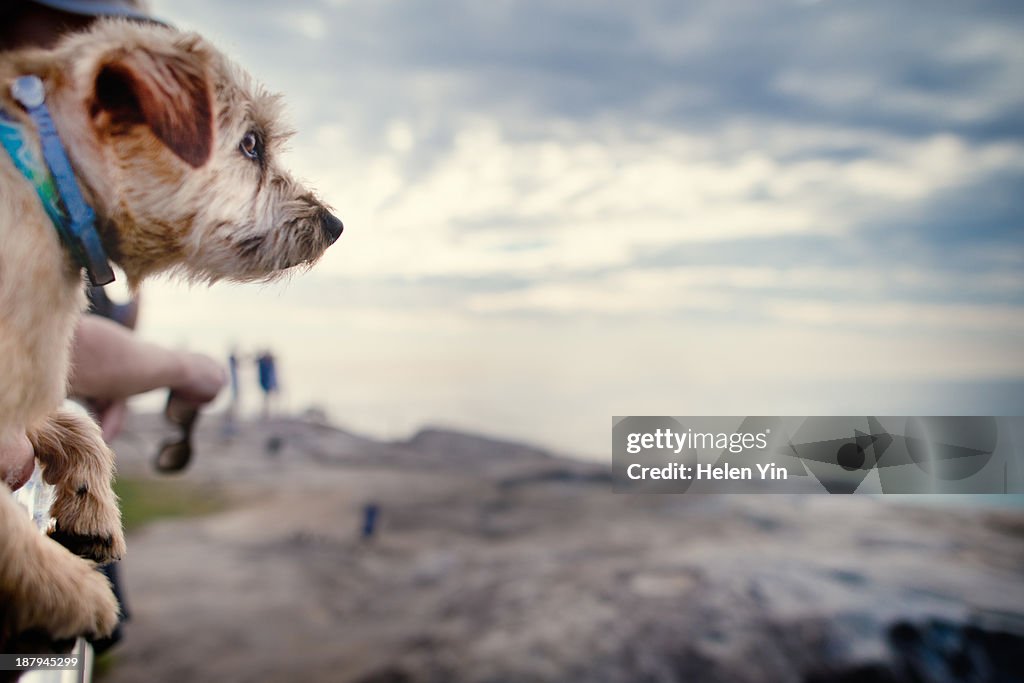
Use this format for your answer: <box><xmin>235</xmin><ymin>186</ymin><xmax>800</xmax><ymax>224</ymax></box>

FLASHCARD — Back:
<box><xmin>222</xmin><ymin>348</ymin><xmax>241</xmax><ymax>438</ymax></box>
<box><xmin>257</xmin><ymin>351</ymin><xmax>279</xmax><ymax>420</ymax></box>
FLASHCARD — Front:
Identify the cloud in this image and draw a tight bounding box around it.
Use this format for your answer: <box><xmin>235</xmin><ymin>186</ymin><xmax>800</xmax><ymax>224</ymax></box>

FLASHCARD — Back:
<box><xmin>290</xmin><ymin>119</ymin><xmax>1023</xmax><ymax>300</ymax></box>
<box><xmin>158</xmin><ymin>0</ymin><xmax>1024</xmax><ymax>143</ymax></box>
<box><xmin>280</xmin><ymin>9</ymin><xmax>328</xmax><ymax>41</ymax></box>
<box><xmin>151</xmin><ymin>0</ymin><xmax>1024</xmax><ymax>325</ymax></box>
<box><xmin>140</xmin><ymin>0</ymin><xmax>1024</xmax><ymax>448</ymax></box>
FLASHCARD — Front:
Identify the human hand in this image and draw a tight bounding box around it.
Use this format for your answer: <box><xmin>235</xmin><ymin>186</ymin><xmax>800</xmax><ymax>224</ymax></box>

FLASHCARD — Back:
<box><xmin>171</xmin><ymin>351</ymin><xmax>227</xmax><ymax>406</ymax></box>
<box><xmin>89</xmin><ymin>398</ymin><xmax>130</xmax><ymax>442</ymax></box>
<box><xmin>1</xmin><ymin>429</ymin><xmax>35</xmax><ymax>491</ymax></box>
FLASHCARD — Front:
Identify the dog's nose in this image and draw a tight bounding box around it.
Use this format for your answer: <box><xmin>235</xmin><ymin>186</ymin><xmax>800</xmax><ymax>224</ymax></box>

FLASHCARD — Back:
<box><xmin>320</xmin><ymin>210</ymin><xmax>344</xmax><ymax>243</ymax></box>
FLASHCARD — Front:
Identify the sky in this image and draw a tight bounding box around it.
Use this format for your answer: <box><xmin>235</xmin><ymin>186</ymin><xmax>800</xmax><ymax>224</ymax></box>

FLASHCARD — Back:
<box><xmin>138</xmin><ymin>0</ymin><xmax>1024</xmax><ymax>458</ymax></box>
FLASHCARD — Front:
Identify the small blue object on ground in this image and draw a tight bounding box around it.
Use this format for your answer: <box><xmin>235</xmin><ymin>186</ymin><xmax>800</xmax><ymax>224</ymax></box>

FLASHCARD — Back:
<box><xmin>362</xmin><ymin>503</ymin><xmax>379</xmax><ymax>540</ymax></box>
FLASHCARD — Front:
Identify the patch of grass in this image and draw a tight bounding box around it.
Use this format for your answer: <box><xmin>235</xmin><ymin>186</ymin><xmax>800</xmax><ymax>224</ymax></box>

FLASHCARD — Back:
<box><xmin>114</xmin><ymin>477</ymin><xmax>226</xmax><ymax>531</ymax></box>
<box><xmin>93</xmin><ymin>651</ymin><xmax>117</xmax><ymax>679</ymax></box>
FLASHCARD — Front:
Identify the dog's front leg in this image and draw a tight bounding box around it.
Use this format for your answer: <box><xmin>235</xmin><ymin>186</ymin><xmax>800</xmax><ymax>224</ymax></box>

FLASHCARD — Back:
<box><xmin>28</xmin><ymin>406</ymin><xmax>126</xmax><ymax>564</ymax></box>
<box><xmin>0</xmin><ymin>486</ymin><xmax>120</xmax><ymax>649</ymax></box>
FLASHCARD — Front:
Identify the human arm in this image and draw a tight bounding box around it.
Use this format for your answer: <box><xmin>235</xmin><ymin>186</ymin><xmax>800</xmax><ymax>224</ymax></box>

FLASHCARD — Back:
<box><xmin>70</xmin><ymin>315</ymin><xmax>226</xmax><ymax>439</ymax></box>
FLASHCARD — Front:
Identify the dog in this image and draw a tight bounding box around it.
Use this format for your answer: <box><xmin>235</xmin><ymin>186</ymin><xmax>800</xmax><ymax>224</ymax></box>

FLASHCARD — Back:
<box><xmin>0</xmin><ymin>18</ymin><xmax>341</xmax><ymax>652</ymax></box>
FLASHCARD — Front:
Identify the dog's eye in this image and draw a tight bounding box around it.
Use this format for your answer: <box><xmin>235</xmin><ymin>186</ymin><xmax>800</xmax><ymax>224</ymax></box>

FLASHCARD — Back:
<box><xmin>239</xmin><ymin>132</ymin><xmax>260</xmax><ymax>161</ymax></box>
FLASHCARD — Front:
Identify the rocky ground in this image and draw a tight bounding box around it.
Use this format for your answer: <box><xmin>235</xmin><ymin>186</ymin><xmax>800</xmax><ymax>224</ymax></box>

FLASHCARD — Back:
<box><xmin>98</xmin><ymin>413</ymin><xmax>1024</xmax><ymax>683</ymax></box>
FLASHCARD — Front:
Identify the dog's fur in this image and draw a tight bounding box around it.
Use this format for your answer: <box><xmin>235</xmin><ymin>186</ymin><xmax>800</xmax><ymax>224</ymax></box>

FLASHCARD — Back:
<box><xmin>0</xmin><ymin>19</ymin><xmax>339</xmax><ymax>650</ymax></box>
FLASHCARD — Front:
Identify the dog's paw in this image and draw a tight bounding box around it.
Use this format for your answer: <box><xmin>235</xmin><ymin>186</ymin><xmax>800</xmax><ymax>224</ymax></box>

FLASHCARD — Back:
<box><xmin>29</xmin><ymin>544</ymin><xmax>120</xmax><ymax>641</ymax></box>
<box><xmin>50</xmin><ymin>522</ymin><xmax>126</xmax><ymax>565</ymax></box>
<box><xmin>53</xmin><ymin>563</ymin><xmax>120</xmax><ymax>641</ymax></box>
<box><xmin>30</xmin><ymin>407</ymin><xmax>126</xmax><ymax>564</ymax></box>
<box><xmin>49</xmin><ymin>481</ymin><xmax>125</xmax><ymax>563</ymax></box>
<box><xmin>49</xmin><ymin>566</ymin><xmax>119</xmax><ymax>642</ymax></box>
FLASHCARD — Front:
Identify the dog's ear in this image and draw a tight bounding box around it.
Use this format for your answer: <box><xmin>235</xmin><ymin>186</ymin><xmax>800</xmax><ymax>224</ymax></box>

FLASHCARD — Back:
<box><xmin>92</xmin><ymin>47</ymin><xmax>213</xmax><ymax>168</ymax></box>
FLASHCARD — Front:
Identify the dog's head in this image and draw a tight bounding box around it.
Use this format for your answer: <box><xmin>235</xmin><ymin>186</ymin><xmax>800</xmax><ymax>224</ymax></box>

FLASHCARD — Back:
<box><xmin>46</xmin><ymin>19</ymin><xmax>342</xmax><ymax>287</ymax></box>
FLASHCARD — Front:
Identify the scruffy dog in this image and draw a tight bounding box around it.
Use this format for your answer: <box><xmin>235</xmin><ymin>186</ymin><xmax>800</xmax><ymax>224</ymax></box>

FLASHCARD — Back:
<box><xmin>0</xmin><ymin>19</ymin><xmax>341</xmax><ymax>651</ymax></box>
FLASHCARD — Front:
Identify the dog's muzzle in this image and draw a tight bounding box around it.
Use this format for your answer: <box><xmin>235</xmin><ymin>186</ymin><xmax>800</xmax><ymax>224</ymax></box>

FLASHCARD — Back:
<box><xmin>318</xmin><ymin>208</ymin><xmax>343</xmax><ymax>243</ymax></box>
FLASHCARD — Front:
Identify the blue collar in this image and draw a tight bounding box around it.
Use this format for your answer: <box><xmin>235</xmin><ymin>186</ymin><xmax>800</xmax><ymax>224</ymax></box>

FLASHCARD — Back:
<box><xmin>0</xmin><ymin>75</ymin><xmax>114</xmax><ymax>286</ymax></box>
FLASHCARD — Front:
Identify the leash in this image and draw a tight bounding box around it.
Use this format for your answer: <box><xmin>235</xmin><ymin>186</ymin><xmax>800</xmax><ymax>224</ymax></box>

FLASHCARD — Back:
<box><xmin>0</xmin><ymin>75</ymin><xmax>114</xmax><ymax>286</ymax></box>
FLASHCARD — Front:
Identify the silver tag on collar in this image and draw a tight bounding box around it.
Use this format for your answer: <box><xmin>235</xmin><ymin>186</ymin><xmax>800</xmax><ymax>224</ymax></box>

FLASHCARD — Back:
<box><xmin>12</xmin><ymin>75</ymin><xmax>45</xmax><ymax>109</ymax></box>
